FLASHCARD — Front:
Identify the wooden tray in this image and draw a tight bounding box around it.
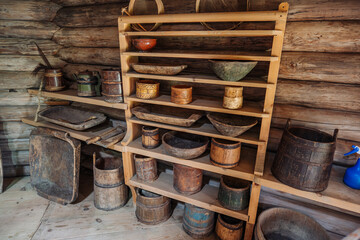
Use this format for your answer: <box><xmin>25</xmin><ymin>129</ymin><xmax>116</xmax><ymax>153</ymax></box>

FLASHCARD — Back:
<box><xmin>131</xmin><ymin>105</ymin><xmax>203</xmax><ymax>127</ymax></box>
<box><xmin>38</xmin><ymin>106</ymin><xmax>107</xmax><ymax>131</ymax></box>
<box><xmin>132</xmin><ymin>63</ymin><xmax>187</xmax><ymax>75</ymax></box>
<box><xmin>29</xmin><ymin>127</ymin><xmax>81</xmax><ymax>204</ymax></box>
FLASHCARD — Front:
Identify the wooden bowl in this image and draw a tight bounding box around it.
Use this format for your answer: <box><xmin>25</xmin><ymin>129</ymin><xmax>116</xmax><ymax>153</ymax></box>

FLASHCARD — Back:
<box><xmin>162</xmin><ymin>131</ymin><xmax>209</xmax><ymax>159</ymax></box>
<box><xmin>132</xmin><ymin>38</ymin><xmax>157</xmax><ymax>51</ymax></box>
<box><xmin>171</xmin><ymin>85</ymin><xmax>192</xmax><ymax>104</ymax></box>
<box><xmin>209</xmin><ymin>60</ymin><xmax>257</xmax><ymax>81</ymax></box>
<box><xmin>132</xmin><ymin>63</ymin><xmax>188</xmax><ymax>75</ymax></box>
<box><xmin>136</xmin><ymin>80</ymin><xmax>159</xmax><ymax>99</ymax></box>
<box><xmin>207</xmin><ymin>112</ymin><xmax>257</xmax><ymax>137</ymax></box>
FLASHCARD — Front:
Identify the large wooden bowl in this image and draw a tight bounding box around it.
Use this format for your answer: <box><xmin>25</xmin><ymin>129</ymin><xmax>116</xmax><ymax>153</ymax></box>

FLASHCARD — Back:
<box><xmin>162</xmin><ymin>131</ymin><xmax>209</xmax><ymax>159</ymax></box>
<box><xmin>132</xmin><ymin>63</ymin><xmax>187</xmax><ymax>75</ymax></box>
<box><xmin>210</xmin><ymin>60</ymin><xmax>257</xmax><ymax>81</ymax></box>
<box><xmin>207</xmin><ymin>112</ymin><xmax>257</xmax><ymax>137</ymax></box>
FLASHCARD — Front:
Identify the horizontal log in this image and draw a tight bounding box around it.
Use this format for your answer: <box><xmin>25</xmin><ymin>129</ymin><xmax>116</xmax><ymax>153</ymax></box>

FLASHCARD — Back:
<box><xmin>268</xmin><ymin>127</ymin><xmax>359</xmax><ymax>166</ymax></box>
<box><xmin>0</xmin><ymin>106</ymin><xmax>41</xmax><ymax>121</ymax></box>
<box><xmin>0</xmin><ymin>20</ymin><xmax>60</xmax><ymax>39</ymax></box>
<box><xmin>3</xmin><ymin>165</ymin><xmax>30</xmax><ymax>177</ymax></box>
<box><xmin>275</xmin><ymin>80</ymin><xmax>360</xmax><ymax>112</ymax></box>
<box><xmin>0</xmin><ymin>0</ymin><xmax>61</xmax><ymax>21</ymax></box>
<box><xmin>0</xmin><ymin>71</ymin><xmax>42</xmax><ymax>89</ymax></box>
<box><xmin>62</xmin><ymin>63</ymin><xmax>119</xmax><ymax>79</ymax></box>
<box><xmin>0</xmin><ymin>55</ymin><xmax>66</xmax><ymax>71</ymax></box>
<box><xmin>279</xmin><ymin>52</ymin><xmax>360</xmax><ymax>84</ymax></box>
<box><xmin>0</xmin><ymin>38</ymin><xmax>61</xmax><ymax>55</ymax></box>
<box><xmin>1</xmin><ymin>150</ymin><xmax>29</xmax><ymax>166</ymax></box>
<box><xmin>0</xmin><ymin>90</ymin><xmax>44</xmax><ymax>106</ymax></box>
<box><xmin>0</xmin><ymin>122</ymin><xmax>35</xmax><ymax>139</ymax></box>
<box><xmin>0</xmin><ymin>139</ymin><xmax>29</xmax><ymax>152</ymax></box>
<box><xmin>52</xmin><ymin>0</ymin><xmax>127</xmax><ymax>7</ymax></box>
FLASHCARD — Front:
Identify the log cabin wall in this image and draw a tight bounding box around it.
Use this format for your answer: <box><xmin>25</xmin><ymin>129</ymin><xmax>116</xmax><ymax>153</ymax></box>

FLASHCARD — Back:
<box><xmin>0</xmin><ymin>0</ymin><xmax>64</xmax><ymax>177</ymax></box>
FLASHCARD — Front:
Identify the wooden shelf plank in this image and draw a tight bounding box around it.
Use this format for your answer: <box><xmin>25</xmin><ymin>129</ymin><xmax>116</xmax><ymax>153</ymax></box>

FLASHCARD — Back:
<box><xmin>123</xmin><ymin>51</ymin><xmax>278</xmax><ymax>62</ymax></box>
<box><xmin>127</xmin><ymin>137</ymin><xmax>255</xmax><ymax>181</ymax></box>
<box><xmin>122</xmin><ymin>30</ymin><xmax>283</xmax><ymax>37</ymax></box>
<box><xmin>21</xmin><ymin>118</ymin><xmax>125</xmax><ymax>152</ymax></box>
<box><xmin>129</xmin><ymin>117</ymin><xmax>263</xmax><ymax>145</ymax></box>
<box><xmin>28</xmin><ymin>89</ymin><xmax>128</xmax><ymax>110</ymax></box>
<box><xmin>128</xmin><ymin>172</ymin><xmax>249</xmax><ymax>221</ymax></box>
<box><xmin>127</xmin><ymin>94</ymin><xmax>268</xmax><ymax>118</ymax></box>
<box><xmin>256</xmin><ymin>156</ymin><xmax>360</xmax><ymax>214</ymax></box>
<box><xmin>125</xmin><ymin>71</ymin><xmax>272</xmax><ymax>89</ymax></box>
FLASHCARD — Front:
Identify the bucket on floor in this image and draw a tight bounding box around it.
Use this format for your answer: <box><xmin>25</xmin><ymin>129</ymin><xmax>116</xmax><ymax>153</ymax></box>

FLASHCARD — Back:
<box><xmin>218</xmin><ymin>176</ymin><xmax>250</xmax><ymax>210</ymax></box>
<box><xmin>183</xmin><ymin>203</ymin><xmax>215</xmax><ymax>238</ymax></box>
<box><xmin>134</xmin><ymin>155</ymin><xmax>158</xmax><ymax>182</ymax></box>
<box><xmin>272</xmin><ymin>119</ymin><xmax>338</xmax><ymax>192</ymax></box>
<box><xmin>93</xmin><ymin>157</ymin><xmax>128</xmax><ymax>211</ymax></box>
<box><xmin>173</xmin><ymin>163</ymin><xmax>203</xmax><ymax>195</ymax></box>
<box><xmin>135</xmin><ymin>188</ymin><xmax>172</xmax><ymax>225</ymax></box>
<box><xmin>255</xmin><ymin>207</ymin><xmax>329</xmax><ymax>240</ymax></box>
<box><xmin>215</xmin><ymin>214</ymin><xmax>244</xmax><ymax>240</ymax></box>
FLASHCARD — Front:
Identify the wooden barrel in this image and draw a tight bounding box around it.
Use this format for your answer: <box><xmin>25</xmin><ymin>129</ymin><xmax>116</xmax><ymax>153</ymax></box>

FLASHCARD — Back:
<box><xmin>136</xmin><ymin>80</ymin><xmax>159</xmax><ymax>99</ymax></box>
<box><xmin>255</xmin><ymin>208</ymin><xmax>329</xmax><ymax>240</ymax></box>
<box><xmin>215</xmin><ymin>214</ymin><xmax>244</xmax><ymax>240</ymax></box>
<box><xmin>93</xmin><ymin>157</ymin><xmax>128</xmax><ymax>211</ymax></box>
<box><xmin>210</xmin><ymin>138</ymin><xmax>241</xmax><ymax>168</ymax></box>
<box><xmin>44</xmin><ymin>69</ymin><xmax>65</xmax><ymax>92</ymax></box>
<box><xmin>272</xmin><ymin>119</ymin><xmax>338</xmax><ymax>192</ymax></box>
<box><xmin>142</xmin><ymin>126</ymin><xmax>160</xmax><ymax>149</ymax></box>
<box><xmin>183</xmin><ymin>203</ymin><xmax>215</xmax><ymax>238</ymax></box>
<box><xmin>135</xmin><ymin>188</ymin><xmax>171</xmax><ymax>225</ymax></box>
<box><xmin>173</xmin><ymin>164</ymin><xmax>202</xmax><ymax>195</ymax></box>
<box><xmin>102</xmin><ymin>81</ymin><xmax>123</xmax><ymax>103</ymax></box>
<box><xmin>218</xmin><ymin>176</ymin><xmax>250</xmax><ymax>210</ymax></box>
<box><xmin>134</xmin><ymin>155</ymin><xmax>158</xmax><ymax>182</ymax></box>
<box><xmin>102</xmin><ymin>69</ymin><xmax>121</xmax><ymax>82</ymax></box>
<box><xmin>171</xmin><ymin>85</ymin><xmax>192</xmax><ymax>104</ymax></box>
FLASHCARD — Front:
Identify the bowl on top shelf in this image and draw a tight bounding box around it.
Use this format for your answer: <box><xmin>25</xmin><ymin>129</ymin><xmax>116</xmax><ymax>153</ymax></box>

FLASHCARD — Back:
<box><xmin>131</xmin><ymin>63</ymin><xmax>188</xmax><ymax>75</ymax></box>
<box><xmin>207</xmin><ymin>112</ymin><xmax>258</xmax><ymax>137</ymax></box>
<box><xmin>209</xmin><ymin>60</ymin><xmax>257</xmax><ymax>81</ymax></box>
<box><xmin>132</xmin><ymin>38</ymin><xmax>157</xmax><ymax>51</ymax></box>
<box><xmin>162</xmin><ymin>131</ymin><xmax>209</xmax><ymax>159</ymax></box>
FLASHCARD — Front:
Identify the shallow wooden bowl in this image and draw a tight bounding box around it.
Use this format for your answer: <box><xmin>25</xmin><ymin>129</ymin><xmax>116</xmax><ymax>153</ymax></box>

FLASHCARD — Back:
<box><xmin>132</xmin><ymin>63</ymin><xmax>188</xmax><ymax>75</ymax></box>
<box><xmin>136</xmin><ymin>80</ymin><xmax>159</xmax><ymax>99</ymax></box>
<box><xmin>207</xmin><ymin>112</ymin><xmax>257</xmax><ymax>137</ymax></box>
<box><xmin>162</xmin><ymin>131</ymin><xmax>209</xmax><ymax>159</ymax></box>
<box><xmin>210</xmin><ymin>60</ymin><xmax>257</xmax><ymax>81</ymax></box>
<box><xmin>132</xmin><ymin>38</ymin><xmax>157</xmax><ymax>51</ymax></box>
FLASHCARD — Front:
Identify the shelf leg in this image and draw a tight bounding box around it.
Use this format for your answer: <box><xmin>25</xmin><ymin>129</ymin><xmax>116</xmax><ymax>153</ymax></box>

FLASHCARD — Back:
<box><xmin>244</xmin><ymin>223</ymin><xmax>255</xmax><ymax>240</ymax></box>
<box><xmin>244</xmin><ymin>182</ymin><xmax>261</xmax><ymax>239</ymax></box>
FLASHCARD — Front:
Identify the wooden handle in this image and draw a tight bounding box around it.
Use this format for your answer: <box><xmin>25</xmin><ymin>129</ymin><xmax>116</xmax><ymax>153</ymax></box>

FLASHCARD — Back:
<box><xmin>93</xmin><ymin>152</ymin><xmax>96</xmax><ymax>167</ymax></box>
<box><xmin>86</xmin><ymin>127</ymin><xmax>118</xmax><ymax>144</ymax></box>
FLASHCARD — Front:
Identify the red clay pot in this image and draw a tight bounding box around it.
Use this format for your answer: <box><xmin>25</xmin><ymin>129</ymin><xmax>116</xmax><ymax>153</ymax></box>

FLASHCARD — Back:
<box><xmin>132</xmin><ymin>39</ymin><xmax>157</xmax><ymax>51</ymax></box>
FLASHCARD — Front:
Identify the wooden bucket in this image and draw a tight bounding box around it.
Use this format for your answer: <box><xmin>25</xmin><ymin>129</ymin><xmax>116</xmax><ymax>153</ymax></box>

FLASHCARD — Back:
<box><xmin>272</xmin><ymin>119</ymin><xmax>338</xmax><ymax>192</ymax></box>
<box><xmin>136</xmin><ymin>80</ymin><xmax>159</xmax><ymax>99</ymax></box>
<box><xmin>218</xmin><ymin>176</ymin><xmax>250</xmax><ymax>210</ymax></box>
<box><xmin>93</xmin><ymin>157</ymin><xmax>128</xmax><ymax>211</ymax></box>
<box><xmin>171</xmin><ymin>85</ymin><xmax>192</xmax><ymax>104</ymax></box>
<box><xmin>77</xmin><ymin>80</ymin><xmax>97</xmax><ymax>97</ymax></box>
<box><xmin>223</xmin><ymin>87</ymin><xmax>243</xmax><ymax>109</ymax></box>
<box><xmin>183</xmin><ymin>203</ymin><xmax>215</xmax><ymax>238</ymax></box>
<box><xmin>173</xmin><ymin>164</ymin><xmax>203</xmax><ymax>195</ymax></box>
<box><xmin>142</xmin><ymin>126</ymin><xmax>160</xmax><ymax>149</ymax></box>
<box><xmin>102</xmin><ymin>69</ymin><xmax>121</xmax><ymax>82</ymax></box>
<box><xmin>215</xmin><ymin>214</ymin><xmax>244</xmax><ymax>240</ymax></box>
<box><xmin>255</xmin><ymin>208</ymin><xmax>329</xmax><ymax>240</ymax></box>
<box><xmin>44</xmin><ymin>69</ymin><xmax>65</xmax><ymax>92</ymax></box>
<box><xmin>135</xmin><ymin>188</ymin><xmax>171</xmax><ymax>225</ymax></box>
<box><xmin>134</xmin><ymin>155</ymin><xmax>158</xmax><ymax>182</ymax></box>
<box><xmin>210</xmin><ymin>138</ymin><xmax>241</xmax><ymax>168</ymax></box>
<box><xmin>102</xmin><ymin>81</ymin><xmax>123</xmax><ymax>103</ymax></box>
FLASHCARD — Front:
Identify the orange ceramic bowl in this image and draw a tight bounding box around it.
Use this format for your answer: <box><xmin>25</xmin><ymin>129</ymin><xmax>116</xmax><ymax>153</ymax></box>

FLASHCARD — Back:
<box><xmin>132</xmin><ymin>39</ymin><xmax>157</xmax><ymax>51</ymax></box>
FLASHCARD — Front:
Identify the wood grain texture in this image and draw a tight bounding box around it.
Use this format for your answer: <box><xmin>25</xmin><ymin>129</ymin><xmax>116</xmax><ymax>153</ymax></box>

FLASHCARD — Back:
<box><xmin>0</xmin><ymin>38</ymin><xmax>61</xmax><ymax>55</ymax></box>
<box><xmin>52</xmin><ymin>0</ymin><xmax>127</xmax><ymax>6</ymax></box>
<box><xmin>2</xmin><ymin>165</ymin><xmax>30</xmax><ymax>177</ymax></box>
<box><xmin>0</xmin><ymin>0</ymin><xmax>61</xmax><ymax>21</ymax></box>
<box><xmin>0</xmin><ymin>55</ymin><xmax>66</xmax><ymax>71</ymax></box>
<box><xmin>57</xmin><ymin>47</ymin><xmax>120</xmax><ymax>65</ymax></box>
<box><xmin>62</xmin><ymin>63</ymin><xmax>119</xmax><ymax>79</ymax></box>
<box><xmin>0</xmin><ymin>149</ymin><xmax>2</xmax><ymax>193</ymax></box>
<box><xmin>0</xmin><ymin>20</ymin><xmax>60</xmax><ymax>39</ymax></box>
<box><xmin>275</xmin><ymin>80</ymin><xmax>360</xmax><ymax>112</ymax></box>
<box><xmin>1</xmin><ymin>150</ymin><xmax>29</xmax><ymax>166</ymax></box>
<box><xmin>0</xmin><ymin>71</ymin><xmax>42</xmax><ymax>89</ymax></box>
<box><xmin>0</xmin><ymin>139</ymin><xmax>30</xmax><ymax>152</ymax></box>
<box><xmin>0</xmin><ymin>106</ymin><xmax>40</xmax><ymax>121</ymax></box>
<box><xmin>0</xmin><ymin>122</ymin><xmax>35</xmax><ymax>139</ymax></box>
<box><xmin>0</xmin><ymin>90</ymin><xmax>44</xmax><ymax>106</ymax></box>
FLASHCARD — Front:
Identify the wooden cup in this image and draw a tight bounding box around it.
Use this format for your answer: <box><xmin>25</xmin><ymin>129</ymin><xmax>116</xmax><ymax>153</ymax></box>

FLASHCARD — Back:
<box><xmin>142</xmin><ymin>126</ymin><xmax>160</xmax><ymax>149</ymax></box>
<box><xmin>171</xmin><ymin>85</ymin><xmax>192</xmax><ymax>104</ymax></box>
<box><xmin>224</xmin><ymin>86</ymin><xmax>243</xmax><ymax>98</ymax></box>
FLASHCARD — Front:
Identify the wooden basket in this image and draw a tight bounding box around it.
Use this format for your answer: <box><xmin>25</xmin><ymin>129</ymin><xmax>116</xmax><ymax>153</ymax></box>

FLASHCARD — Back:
<box><xmin>136</xmin><ymin>80</ymin><xmax>159</xmax><ymax>99</ymax></box>
<box><xmin>128</xmin><ymin>0</ymin><xmax>164</xmax><ymax>32</ymax></box>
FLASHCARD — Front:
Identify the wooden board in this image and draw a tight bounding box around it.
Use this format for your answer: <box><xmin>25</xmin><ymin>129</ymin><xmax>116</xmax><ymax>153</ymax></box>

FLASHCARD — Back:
<box><xmin>0</xmin><ymin>106</ymin><xmax>41</xmax><ymax>121</ymax></box>
<box><xmin>0</xmin><ymin>38</ymin><xmax>61</xmax><ymax>55</ymax></box>
<box><xmin>1</xmin><ymin>150</ymin><xmax>29</xmax><ymax>166</ymax></box>
<box><xmin>0</xmin><ymin>71</ymin><xmax>42</xmax><ymax>90</ymax></box>
<box><xmin>129</xmin><ymin>172</ymin><xmax>249</xmax><ymax>221</ymax></box>
<box><xmin>0</xmin><ymin>139</ymin><xmax>30</xmax><ymax>152</ymax></box>
<box><xmin>0</xmin><ymin>55</ymin><xmax>66</xmax><ymax>71</ymax></box>
<box><xmin>0</xmin><ymin>89</ymin><xmax>44</xmax><ymax>106</ymax></box>
<box><xmin>0</xmin><ymin>122</ymin><xmax>35</xmax><ymax>139</ymax></box>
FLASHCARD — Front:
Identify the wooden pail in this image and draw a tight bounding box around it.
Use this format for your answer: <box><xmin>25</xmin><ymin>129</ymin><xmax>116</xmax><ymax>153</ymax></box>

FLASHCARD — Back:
<box><xmin>183</xmin><ymin>203</ymin><xmax>215</xmax><ymax>238</ymax></box>
<box><xmin>215</xmin><ymin>214</ymin><xmax>244</xmax><ymax>240</ymax></box>
<box><xmin>142</xmin><ymin>126</ymin><xmax>160</xmax><ymax>149</ymax></box>
<box><xmin>210</xmin><ymin>138</ymin><xmax>241</xmax><ymax>168</ymax></box>
<box><xmin>44</xmin><ymin>69</ymin><xmax>65</xmax><ymax>92</ymax></box>
<box><xmin>218</xmin><ymin>176</ymin><xmax>250</xmax><ymax>210</ymax></box>
<box><xmin>101</xmin><ymin>69</ymin><xmax>123</xmax><ymax>103</ymax></box>
<box><xmin>173</xmin><ymin>164</ymin><xmax>203</xmax><ymax>195</ymax></box>
<box><xmin>134</xmin><ymin>155</ymin><xmax>158</xmax><ymax>182</ymax></box>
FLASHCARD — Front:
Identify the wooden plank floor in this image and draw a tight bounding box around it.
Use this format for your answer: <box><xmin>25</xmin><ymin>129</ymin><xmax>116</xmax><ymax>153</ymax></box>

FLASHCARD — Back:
<box><xmin>0</xmin><ymin>176</ymin><xmax>217</xmax><ymax>240</ymax></box>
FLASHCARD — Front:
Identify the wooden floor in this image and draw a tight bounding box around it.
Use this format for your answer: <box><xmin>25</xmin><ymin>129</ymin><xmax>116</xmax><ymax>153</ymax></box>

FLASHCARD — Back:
<box><xmin>0</xmin><ymin>176</ymin><xmax>217</xmax><ymax>240</ymax></box>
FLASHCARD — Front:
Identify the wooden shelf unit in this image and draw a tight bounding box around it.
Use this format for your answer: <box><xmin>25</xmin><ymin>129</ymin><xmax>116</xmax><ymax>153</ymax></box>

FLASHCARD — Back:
<box><xmin>119</xmin><ymin>3</ymin><xmax>289</xmax><ymax>240</ymax></box>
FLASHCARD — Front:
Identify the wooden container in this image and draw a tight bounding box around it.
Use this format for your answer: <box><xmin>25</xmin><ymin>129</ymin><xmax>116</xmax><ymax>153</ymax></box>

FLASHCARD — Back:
<box><xmin>218</xmin><ymin>176</ymin><xmax>250</xmax><ymax>210</ymax></box>
<box><xmin>102</xmin><ymin>69</ymin><xmax>121</xmax><ymax>82</ymax></box>
<box><xmin>215</xmin><ymin>214</ymin><xmax>244</xmax><ymax>240</ymax></box>
<box><xmin>223</xmin><ymin>96</ymin><xmax>243</xmax><ymax>109</ymax></box>
<box><xmin>102</xmin><ymin>81</ymin><xmax>123</xmax><ymax>103</ymax></box>
<box><xmin>173</xmin><ymin>164</ymin><xmax>202</xmax><ymax>195</ymax></box>
<box><xmin>94</xmin><ymin>157</ymin><xmax>128</xmax><ymax>211</ymax></box>
<box><xmin>183</xmin><ymin>203</ymin><xmax>215</xmax><ymax>238</ymax></box>
<box><xmin>272</xmin><ymin>120</ymin><xmax>338</xmax><ymax>192</ymax></box>
<box><xmin>210</xmin><ymin>138</ymin><xmax>241</xmax><ymax>168</ymax></box>
<box><xmin>134</xmin><ymin>155</ymin><xmax>158</xmax><ymax>182</ymax></box>
<box><xmin>136</xmin><ymin>80</ymin><xmax>159</xmax><ymax>99</ymax></box>
<box><xmin>77</xmin><ymin>80</ymin><xmax>97</xmax><ymax>97</ymax></box>
<box><xmin>255</xmin><ymin>208</ymin><xmax>329</xmax><ymax>240</ymax></box>
<box><xmin>224</xmin><ymin>86</ymin><xmax>243</xmax><ymax>98</ymax></box>
<box><xmin>171</xmin><ymin>85</ymin><xmax>192</xmax><ymax>104</ymax></box>
<box><xmin>142</xmin><ymin>126</ymin><xmax>160</xmax><ymax>149</ymax></box>
<box><xmin>135</xmin><ymin>188</ymin><xmax>171</xmax><ymax>225</ymax></box>
<box><xmin>44</xmin><ymin>69</ymin><xmax>65</xmax><ymax>92</ymax></box>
